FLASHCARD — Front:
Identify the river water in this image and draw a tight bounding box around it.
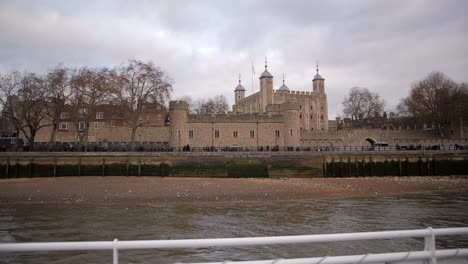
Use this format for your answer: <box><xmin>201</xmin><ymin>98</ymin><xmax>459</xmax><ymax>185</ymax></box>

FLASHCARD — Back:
<box><xmin>1</xmin><ymin>191</ymin><xmax>468</xmax><ymax>263</ymax></box>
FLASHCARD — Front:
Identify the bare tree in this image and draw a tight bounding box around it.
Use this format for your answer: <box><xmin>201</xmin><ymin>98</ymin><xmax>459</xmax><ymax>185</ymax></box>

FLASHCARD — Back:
<box><xmin>69</xmin><ymin>67</ymin><xmax>112</xmax><ymax>150</ymax></box>
<box><xmin>176</xmin><ymin>96</ymin><xmax>197</xmax><ymax>114</ymax></box>
<box><xmin>191</xmin><ymin>94</ymin><xmax>229</xmax><ymax>114</ymax></box>
<box><xmin>0</xmin><ymin>72</ymin><xmax>50</xmax><ymax>150</ymax></box>
<box><xmin>402</xmin><ymin>72</ymin><xmax>459</xmax><ymax>133</ymax></box>
<box><xmin>342</xmin><ymin>87</ymin><xmax>385</xmax><ymax>120</ymax></box>
<box><xmin>0</xmin><ymin>71</ymin><xmax>24</xmax><ymax>147</ymax></box>
<box><xmin>44</xmin><ymin>65</ymin><xmax>72</xmax><ymax>147</ymax></box>
<box><xmin>112</xmin><ymin>60</ymin><xmax>172</xmax><ymax>150</ymax></box>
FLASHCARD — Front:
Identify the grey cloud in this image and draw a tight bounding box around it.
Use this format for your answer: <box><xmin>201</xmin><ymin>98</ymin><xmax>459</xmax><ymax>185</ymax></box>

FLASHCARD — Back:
<box><xmin>0</xmin><ymin>0</ymin><xmax>467</xmax><ymax>117</ymax></box>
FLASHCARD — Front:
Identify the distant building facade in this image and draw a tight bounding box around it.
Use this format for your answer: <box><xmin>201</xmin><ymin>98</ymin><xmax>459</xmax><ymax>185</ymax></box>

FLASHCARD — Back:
<box><xmin>29</xmin><ymin>62</ymin><xmax>466</xmax><ymax>149</ymax></box>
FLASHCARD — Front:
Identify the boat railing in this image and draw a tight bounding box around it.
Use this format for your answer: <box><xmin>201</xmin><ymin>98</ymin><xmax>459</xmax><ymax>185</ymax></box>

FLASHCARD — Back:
<box><xmin>1</xmin><ymin>227</ymin><xmax>467</xmax><ymax>264</ymax></box>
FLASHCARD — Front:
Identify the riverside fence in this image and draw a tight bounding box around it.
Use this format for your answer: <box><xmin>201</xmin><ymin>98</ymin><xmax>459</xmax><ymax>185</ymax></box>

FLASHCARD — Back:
<box><xmin>0</xmin><ymin>227</ymin><xmax>467</xmax><ymax>264</ymax></box>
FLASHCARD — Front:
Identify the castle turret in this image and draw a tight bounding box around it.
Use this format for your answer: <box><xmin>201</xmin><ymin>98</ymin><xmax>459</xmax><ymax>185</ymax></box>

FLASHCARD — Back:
<box><xmin>169</xmin><ymin>101</ymin><xmax>188</xmax><ymax>149</ymax></box>
<box><xmin>259</xmin><ymin>57</ymin><xmax>273</xmax><ymax>112</ymax></box>
<box><xmin>234</xmin><ymin>74</ymin><xmax>245</xmax><ymax>105</ymax></box>
<box><xmin>312</xmin><ymin>62</ymin><xmax>325</xmax><ymax>94</ymax></box>
<box><xmin>278</xmin><ymin>73</ymin><xmax>289</xmax><ymax>91</ymax></box>
<box><xmin>312</xmin><ymin>63</ymin><xmax>328</xmax><ymax>130</ymax></box>
<box><xmin>281</xmin><ymin>101</ymin><xmax>301</xmax><ymax>147</ymax></box>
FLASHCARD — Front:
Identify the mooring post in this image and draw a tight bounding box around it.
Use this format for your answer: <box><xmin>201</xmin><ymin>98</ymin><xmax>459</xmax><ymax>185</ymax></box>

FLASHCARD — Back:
<box><xmin>323</xmin><ymin>158</ymin><xmax>327</xmax><ymax>178</ymax></box>
<box><xmin>354</xmin><ymin>157</ymin><xmax>358</xmax><ymax>177</ymax></box>
<box><xmin>339</xmin><ymin>157</ymin><xmax>343</xmax><ymax>177</ymax></box>
<box><xmin>78</xmin><ymin>158</ymin><xmax>81</xmax><ymax>176</ymax></box>
<box><xmin>138</xmin><ymin>160</ymin><xmax>141</xmax><ymax>176</ymax></box>
<box><xmin>418</xmin><ymin>156</ymin><xmax>423</xmax><ymax>176</ymax></box>
<box><xmin>405</xmin><ymin>156</ymin><xmax>409</xmax><ymax>176</ymax></box>
<box><xmin>347</xmin><ymin>156</ymin><xmax>351</xmax><ymax>177</ymax></box>
<box><xmin>362</xmin><ymin>158</ymin><xmax>366</xmax><ymax>177</ymax></box>
<box><xmin>5</xmin><ymin>157</ymin><xmax>9</xmax><ymax>178</ymax></box>
<box><xmin>331</xmin><ymin>157</ymin><xmax>335</xmax><ymax>177</ymax></box>
<box><xmin>126</xmin><ymin>159</ymin><xmax>129</xmax><ymax>176</ymax></box>
<box><xmin>28</xmin><ymin>158</ymin><xmax>33</xmax><ymax>178</ymax></box>
<box><xmin>15</xmin><ymin>159</ymin><xmax>19</xmax><ymax>178</ymax></box>
<box><xmin>426</xmin><ymin>157</ymin><xmax>430</xmax><ymax>176</ymax></box>
<box><xmin>53</xmin><ymin>157</ymin><xmax>57</xmax><ymax>177</ymax></box>
<box><xmin>102</xmin><ymin>158</ymin><xmax>105</xmax><ymax>176</ymax></box>
<box><xmin>398</xmin><ymin>157</ymin><xmax>402</xmax><ymax>177</ymax></box>
<box><xmin>383</xmin><ymin>158</ymin><xmax>387</xmax><ymax>176</ymax></box>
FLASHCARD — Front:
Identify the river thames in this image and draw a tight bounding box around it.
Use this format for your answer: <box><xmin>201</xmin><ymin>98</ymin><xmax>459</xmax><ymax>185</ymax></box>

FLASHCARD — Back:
<box><xmin>1</xmin><ymin>190</ymin><xmax>468</xmax><ymax>263</ymax></box>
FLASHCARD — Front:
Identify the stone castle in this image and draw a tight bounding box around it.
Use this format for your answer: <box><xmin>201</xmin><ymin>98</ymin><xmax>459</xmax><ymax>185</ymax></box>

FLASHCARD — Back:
<box><xmin>32</xmin><ymin>61</ymin><xmax>467</xmax><ymax>149</ymax></box>
<box><xmin>169</xmin><ymin>61</ymin><xmax>328</xmax><ymax>149</ymax></box>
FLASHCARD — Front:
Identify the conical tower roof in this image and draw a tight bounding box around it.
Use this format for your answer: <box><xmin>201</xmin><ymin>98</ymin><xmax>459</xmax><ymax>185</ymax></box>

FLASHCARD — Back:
<box><xmin>278</xmin><ymin>73</ymin><xmax>289</xmax><ymax>91</ymax></box>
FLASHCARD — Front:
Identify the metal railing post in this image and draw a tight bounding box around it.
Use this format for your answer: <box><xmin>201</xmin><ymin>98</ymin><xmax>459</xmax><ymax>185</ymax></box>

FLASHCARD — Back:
<box><xmin>113</xmin><ymin>238</ymin><xmax>119</xmax><ymax>264</ymax></box>
<box><xmin>424</xmin><ymin>227</ymin><xmax>437</xmax><ymax>264</ymax></box>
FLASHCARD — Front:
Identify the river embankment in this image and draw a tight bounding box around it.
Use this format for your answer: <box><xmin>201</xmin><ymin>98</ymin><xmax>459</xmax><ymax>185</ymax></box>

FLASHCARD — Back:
<box><xmin>1</xmin><ymin>176</ymin><xmax>467</xmax><ymax>204</ymax></box>
<box><xmin>0</xmin><ymin>151</ymin><xmax>467</xmax><ymax>178</ymax></box>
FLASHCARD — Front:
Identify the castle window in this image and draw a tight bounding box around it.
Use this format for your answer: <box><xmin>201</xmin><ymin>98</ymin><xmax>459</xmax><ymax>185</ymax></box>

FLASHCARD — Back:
<box><xmin>275</xmin><ymin>130</ymin><xmax>280</xmax><ymax>138</ymax></box>
<box><xmin>233</xmin><ymin>131</ymin><xmax>238</xmax><ymax>138</ymax></box>
<box><xmin>215</xmin><ymin>129</ymin><xmax>220</xmax><ymax>138</ymax></box>
<box><xmin>110</xmin><ymin>120</ymin><xmax>116</xmax><ymax>127</ymax></box>
<box><xmin>189</xmin><ymin>130</ymin><xmax>194</xmax><ymax>139</ymax></box>
<box><xmin>78</xmin><ymin>121</ymin><xmax>86</xmax><ymax>131</ymax></box>
<box><xmin>59</xmin><ymin>122</ymin><xmax>68</xmax><ymax>130</ymax></box>
<box><xmin>146</xmin><ymin>114</ymin><xmax>151</xmax><ymax>120</ymax></box>
<box><xmin>300</xmin><ymin>114</ymin><xmax>302</xmax><ymax>119</ymax></box>
<box><xmin>321</xmin><ymin>106</ymin><xmax>324</xmax><ymax>110</ymax></box>
<box><xmin>157</xmin><ymin>114</ymin><xmax>162</xmax><ymax>120</ymax></box>
<box><xmin>250</xmin><ymin>130</ymin><xmax>255</xmax><ymax>138</ymax></box>
<box><xmin>94</xmin><ymin>122</ymin><xmax>99</xmax><ymax>129</ymax></box>
<box><xmin>321</xmin><ymin>115</ymin><xmax>324</xmax><ymax>120</ymax></box>
<box><xmin>311</xmin><ymin>106</ymin><xmax>313</xmax><ymax>111</ymax></box>
<box><xmin>60</xmin><ymin>112</ymin><xmax>69</xmax><ymax>119</ymax></box>
<box><xmin>310</xmin><ymin>115</ymin><xmax>313</xmax><ymax>119</ymax></box>
<box><xmin>300</xmin><ymin>105</ymin><xmax>302</xmax><ymax>109</ymax></box>
<box><xmin>96</xmin><ymin>112</ymin><xmax>104</xmax><ymax>119</ymax></box>
<box><xmin>290</xmin><ymin>129</ymin><xmax>293</xmax><ymax>136</ymax></box>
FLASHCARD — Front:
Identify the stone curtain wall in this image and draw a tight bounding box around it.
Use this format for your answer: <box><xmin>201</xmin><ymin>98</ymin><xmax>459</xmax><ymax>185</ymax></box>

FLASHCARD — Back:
<box><xmin>300</xmin><ymin>128</ymin><xmax>463</xmax><ymax>147</ymax></box>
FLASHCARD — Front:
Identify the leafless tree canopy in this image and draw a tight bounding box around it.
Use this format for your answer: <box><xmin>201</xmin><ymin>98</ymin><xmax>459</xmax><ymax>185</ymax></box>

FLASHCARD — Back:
<box><xmin>191</xmin><ymin>95</ymin><xmax>229</xmax><ymax>114</ymax></box>
<box><xmin>342</xmin><ymin>87</ymin><xmax>386</xmax><ymax>121</ymax></box>
<box><xmin>0</xmin><ymin>72</ymin><xmax>48</xmax><ymax>150</ymax></box>
<box><xmin>111</xmin><ymin>59</ymin><xmax>173</xmax><ymax>150</ymax></box>
<box><xmin>69</xmin><ymin>67</ymin><xmax>113</xmax><ymax>149</ymax></box>
<box><xmin>0</xmin><ymin>59</ymin><xmax>173</xmax><ymax>150</ymax></box>
<box><xmin>400</xmin><ymin>72</ymin><xmax>468</xmax><ymax>132</ymax></box>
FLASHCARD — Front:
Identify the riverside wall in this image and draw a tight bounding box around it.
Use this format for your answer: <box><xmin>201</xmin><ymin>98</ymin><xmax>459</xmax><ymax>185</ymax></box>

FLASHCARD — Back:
<box><xmin>0</xmin><ymin>152</ymin><xmax>467</xmax><ymax>178</ymax></box>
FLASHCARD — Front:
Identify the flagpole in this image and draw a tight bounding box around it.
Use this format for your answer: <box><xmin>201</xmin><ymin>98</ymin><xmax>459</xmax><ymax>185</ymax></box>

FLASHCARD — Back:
<box><xmin>250</xmin><ymin>59</ymin><xmax>255</xmax><ymax>94</ymax></box>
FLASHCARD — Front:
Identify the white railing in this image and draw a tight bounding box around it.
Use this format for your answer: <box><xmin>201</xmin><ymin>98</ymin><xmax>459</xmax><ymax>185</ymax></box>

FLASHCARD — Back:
<box><xmin>0</xmin><ymin>227</ymin><xmax>467</xmax><ymax>264</ymax></box>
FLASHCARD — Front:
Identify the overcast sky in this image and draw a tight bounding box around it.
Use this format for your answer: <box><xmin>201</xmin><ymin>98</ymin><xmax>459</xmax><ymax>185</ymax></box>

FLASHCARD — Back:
<box><xmin>1</xmin><ymin>0</ymin><xmax>467</xmax><ymax>117</ymax></box>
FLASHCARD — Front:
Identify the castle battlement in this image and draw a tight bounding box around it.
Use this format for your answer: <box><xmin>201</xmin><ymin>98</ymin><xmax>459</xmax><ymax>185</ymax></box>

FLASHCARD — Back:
<box><xmin>187</xmin><ymin>113</ymin><xmax>284</xmax><ymax>123</ymax></box>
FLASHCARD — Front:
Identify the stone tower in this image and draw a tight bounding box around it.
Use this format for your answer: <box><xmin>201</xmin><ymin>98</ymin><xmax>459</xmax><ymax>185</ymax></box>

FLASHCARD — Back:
<box><xmin>312</xmin><ymin>63</ymin><xmax>328</xmax><ymax>130</ymax></box>
<box><xmin>234</xmin><ymin>74</ymin><xmax>245</xmax><ymax>105</ymax></box>
<box><xmin>259</xmin><ymin>58</ymin><xmax>273</xmax><ymax>112</ymax></box>
<box><xmin>312</xmin><ymin>63</ymin><xmax>325</xmax><ymax>94</ymax></box>
<box><xmin>281</xmin><ymin>101</ymin><xmax>301</xmax><ymax>147</ymax></box>
<box><xmin>169</xmin><ymin>101</ymin><xmax>188</xmax><ymax>149</ymax></box>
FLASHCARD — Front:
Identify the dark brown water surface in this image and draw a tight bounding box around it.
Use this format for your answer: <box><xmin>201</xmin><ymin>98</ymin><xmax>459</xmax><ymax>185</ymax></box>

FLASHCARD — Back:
<box><xmin>1</xmin><ymin>191</ymin><xmax>468</xmax><ymax>263</ymax></box>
